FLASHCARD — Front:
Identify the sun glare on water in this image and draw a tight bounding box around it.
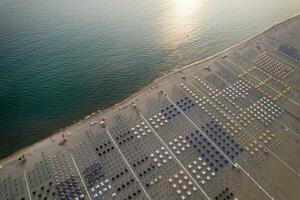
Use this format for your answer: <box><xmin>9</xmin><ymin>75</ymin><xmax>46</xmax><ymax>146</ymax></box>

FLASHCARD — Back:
<box><xmin>173</xmin><ymin>0</ymin><xmax>202</xmax><ymax>17</ymax></box>
<box><xmin>160</xmin><ymin>0</ymin><xmax>204</xmax><ymax>46</ymax></box>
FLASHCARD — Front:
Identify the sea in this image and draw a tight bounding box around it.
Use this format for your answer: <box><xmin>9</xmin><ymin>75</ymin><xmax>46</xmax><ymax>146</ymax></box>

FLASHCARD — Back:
<box><xmin>0</xmin><ymin>0</ymin><xmax>299</xmax><ymax>159</ymax></box>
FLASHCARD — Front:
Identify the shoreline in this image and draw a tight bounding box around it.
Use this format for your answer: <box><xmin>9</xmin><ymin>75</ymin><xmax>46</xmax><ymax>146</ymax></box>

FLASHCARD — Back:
<box><xmin>1</xmin><ymin>12</ymin><xmax>299</xmax><ymax>165</ymax></box>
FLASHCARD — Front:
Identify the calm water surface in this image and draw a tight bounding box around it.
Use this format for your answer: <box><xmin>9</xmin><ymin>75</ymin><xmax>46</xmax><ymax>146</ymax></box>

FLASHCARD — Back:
<box><xmin>0</xmin><ymin>0</ymin><xmax>299</xmax><ymax>158</ymax></box>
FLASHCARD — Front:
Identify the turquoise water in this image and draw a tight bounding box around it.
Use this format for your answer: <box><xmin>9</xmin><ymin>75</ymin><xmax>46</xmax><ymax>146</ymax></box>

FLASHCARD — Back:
<box><xmin>0</xmin><ymin>0</ymin><xmax>299</xmax><ymax>159</ymax></box>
